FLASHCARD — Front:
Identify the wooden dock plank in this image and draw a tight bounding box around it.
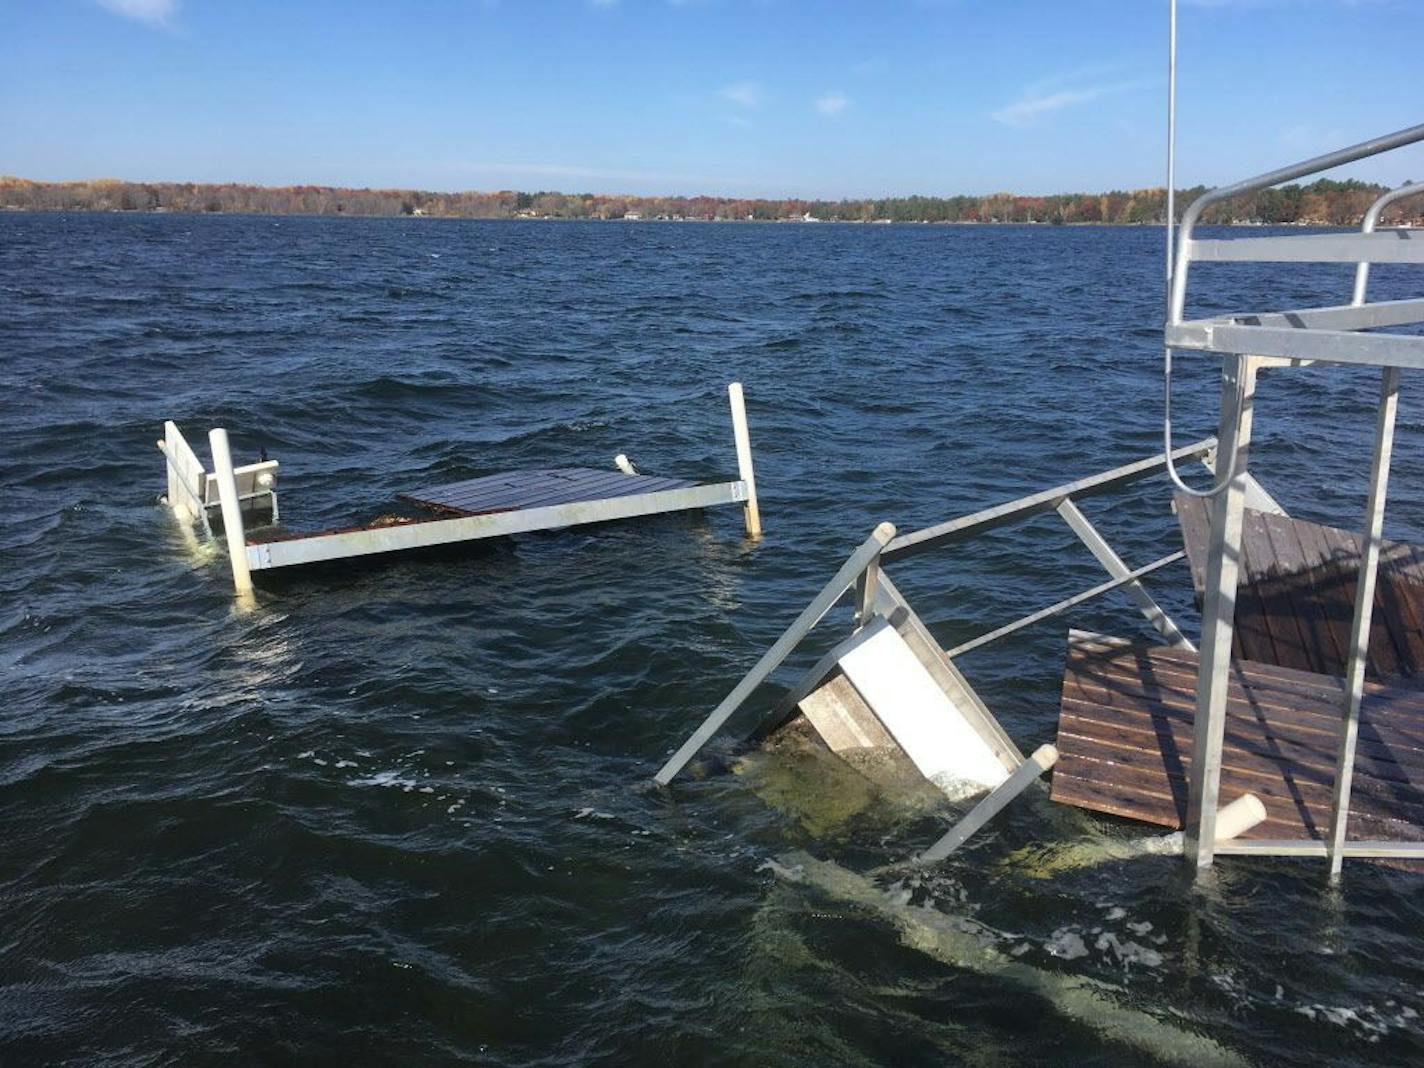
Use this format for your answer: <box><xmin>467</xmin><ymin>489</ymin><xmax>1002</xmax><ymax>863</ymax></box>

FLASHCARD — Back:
<box><xmin>1174</xmin><ymin>492</ymin><xmax>1424</xmax><ymax>679</ymax></box>
<box><xmin>1049</xmin><ymin>639</ymin><xmax>1424</xmax><ymax>851</ymax></box>
<box><xmin>1259</xmin><ymin>510</ymin><xmax>1344</xmax><ymax>673</ymax></box>
<box><xmin>399</xmin><ymin>467</ymin><xmax>697</xmax><ymax>517</ymax></box>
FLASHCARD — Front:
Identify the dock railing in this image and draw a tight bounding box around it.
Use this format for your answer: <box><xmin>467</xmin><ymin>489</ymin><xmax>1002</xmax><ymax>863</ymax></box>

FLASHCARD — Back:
<box><xmin>655</xmin><ymin>438</ymin><xmax>1217</xmax><ymax>786</ymax></box>
<box><xmin>1164</xmin><ymin>123</ymin><xmax>1424</xmax><ymax>878</ymax></box>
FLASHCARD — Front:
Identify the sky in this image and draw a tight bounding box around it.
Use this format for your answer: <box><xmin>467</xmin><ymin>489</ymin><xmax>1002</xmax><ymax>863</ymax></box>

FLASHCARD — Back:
<box><xmin>2</xmin><ymin>0</ymin><xmax>1420</xmax><ymax>198</ymax></box>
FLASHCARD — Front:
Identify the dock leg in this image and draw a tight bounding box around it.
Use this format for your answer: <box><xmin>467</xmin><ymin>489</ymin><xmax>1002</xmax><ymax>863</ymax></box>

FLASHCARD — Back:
<box><xmin>919</xmin><ymin>744</ymin><xmax>1058</xmax><ymax>863</ymax></box>
<box><xmin>208</xmin><ymin>428</ymin><xmax>254</xmax><ymax>596</ymax></box>
<box><xmin>1184</xmin><ymin>355</ymin><xmax>1256</xmax><ymax>874</ymax></box>
<box><xmin>728</xmin><ymin>382</ymin><xmax>762</xmax><ymax>538</ymax></box>
<box><xmin>1326</xmin><ymin>366</ymin><xmax>1400</xmax><ymax>880</ymax></box>
<box><xmin>653</xmin><ymin>523</ymin><xmax>894</xmax><ymax>785</ymax></box>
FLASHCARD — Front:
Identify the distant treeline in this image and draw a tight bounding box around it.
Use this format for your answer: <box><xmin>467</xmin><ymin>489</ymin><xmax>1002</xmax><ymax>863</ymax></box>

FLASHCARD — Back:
<box><xmin>1</xmin><ymin>175</ymin><xmax>1418</xmax><ymax>226</ymax></box>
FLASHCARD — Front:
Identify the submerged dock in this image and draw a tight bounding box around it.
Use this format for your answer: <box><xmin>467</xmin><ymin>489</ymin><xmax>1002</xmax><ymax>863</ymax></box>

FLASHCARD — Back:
<box><xmin>1053</xmin><ymin>634</ymin><xmax>1424</xmax><ymax>859</ymax></box>
<box><xmin>162</xmin><ymin>382</ymin><xmax>762</xmax><ymax>592</ymax></box>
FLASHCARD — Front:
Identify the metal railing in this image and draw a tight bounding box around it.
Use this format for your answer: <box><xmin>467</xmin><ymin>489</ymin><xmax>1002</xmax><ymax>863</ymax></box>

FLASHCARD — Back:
<box><xmin>1165</xmin><ymin>131</ymin><xmax>1424</xmax><ymax>878</ymax></box>
<box><xmin>654</xmin><ymin>439</ymin><xmax>1216</xmax><ymax>786</ymax></box>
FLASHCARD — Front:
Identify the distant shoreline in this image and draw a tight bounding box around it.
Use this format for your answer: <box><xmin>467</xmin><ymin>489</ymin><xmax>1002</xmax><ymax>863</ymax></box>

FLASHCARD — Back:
<box><xmin>0</xmin><ymin>206</ymin><xmax>1346</xmax><ymax>229</ymax></box>
<box><xmin>3</xmin><ymin>176</ymin><xmax>1411</xmax><ymax>227</ymax></box>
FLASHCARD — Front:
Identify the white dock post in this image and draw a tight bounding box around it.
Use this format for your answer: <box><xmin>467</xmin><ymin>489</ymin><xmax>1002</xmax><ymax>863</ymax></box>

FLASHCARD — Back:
<box><xmin>1326</xmin><ymin>366</ymin><xmax>1400</xmax><ymax>880</ymax></box>
<box><xmin>208</xmin><ymin>428</ymin><xmax>254</xmax><ymax>595</ymax></box>
<box><xmin>1184</xmin><ymin>354</ymin><xmax>1257</xmax><ymax>873</ymax></box>
<box><xmin>728</xmin><ymin>382</ymin><xmax>762</xmax><ymax>538</ymax></box>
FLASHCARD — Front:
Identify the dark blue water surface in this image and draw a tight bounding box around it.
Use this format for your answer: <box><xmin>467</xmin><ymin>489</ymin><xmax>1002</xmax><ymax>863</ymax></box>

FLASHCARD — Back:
<box><xmin>3</xmin><ymin>213</ymin><xmax>1423</xmax><ymax>1067</ymax></box>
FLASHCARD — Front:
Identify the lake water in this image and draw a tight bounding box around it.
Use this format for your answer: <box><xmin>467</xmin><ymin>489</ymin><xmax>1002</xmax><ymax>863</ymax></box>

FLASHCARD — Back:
<box><xmin>3</xmin><ymin>213</ymin><xmax>1423</xmax><ymax>1066</ymax></box>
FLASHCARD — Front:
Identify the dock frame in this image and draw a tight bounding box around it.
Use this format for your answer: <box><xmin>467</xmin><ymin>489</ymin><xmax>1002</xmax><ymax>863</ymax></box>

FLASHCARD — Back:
<box><xmin>655</xmin><ymin>438</ymin><xmax>1217</xmax><ymax>788</ymax></box>
<box><xmin>164</xmin><ymin>382</ymin><xmax>762</xmax><ymax>593</ymax></box>
<box><xmin>1167</xmin><ymin>125</ymin><xmax>1424</xmax><ymax>879</ymax></box>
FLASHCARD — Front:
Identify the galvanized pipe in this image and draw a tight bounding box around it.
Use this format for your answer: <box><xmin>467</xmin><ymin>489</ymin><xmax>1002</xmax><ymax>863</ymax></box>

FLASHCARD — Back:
<box><xmin>1162</xmin><ymin>122</ymin><xmax>1424</xmax><ymax>500</ymax></box>
<box><xmin>1171</xmin><ymin>122</ymin><xmax>1424</xmax><ymax>324</ymax></box>
<box><xmin>654</xmin><ymin>522</ymin><xmax>896</xmax><ymax>785</ymax></box>
<box><xmin>1354</xmin><ymin>182</ymin><xmax>1424</xmax><ymax>305</ymax></box>
<box><xmin>941</xmin><ymin>551</ymin><xmax>1184</xmax><ymax>660</ymax></box>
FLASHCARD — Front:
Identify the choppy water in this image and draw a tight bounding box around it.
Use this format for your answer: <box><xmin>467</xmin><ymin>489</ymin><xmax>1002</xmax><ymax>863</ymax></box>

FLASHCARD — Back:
<box><xmin>3</xmin><ymin>213</ymin><xmax>1423</xmax><ymax>1066</ymax></box>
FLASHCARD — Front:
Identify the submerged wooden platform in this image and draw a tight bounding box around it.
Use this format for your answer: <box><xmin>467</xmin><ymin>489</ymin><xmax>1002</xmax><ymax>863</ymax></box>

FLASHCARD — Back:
<box><xmin>167</xmin><ymin>381</ymin><xmax>763</xmax><ymax>593</ymax></box>
<box><xmin>1051</xmin><ymin>635</ymin><xmax>1424</xmax><ymax>848</ymax></box>
<box><xmin>401</xmin><ymin>467</ymin><xmax>696</xmax><ymax>517</ymax></box>
<box><xmin>1174</xmin><ymin>493</ymin><xmax>1424</xmax><ymax>679</ymax></box>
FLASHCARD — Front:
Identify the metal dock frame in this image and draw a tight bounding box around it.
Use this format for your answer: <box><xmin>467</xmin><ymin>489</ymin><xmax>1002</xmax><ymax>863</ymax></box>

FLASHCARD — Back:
<box><xmin>1166</xmin><ymin>124</ymin><xmax>1424</xmax><ymax>879</ymax></box>
<box><xmin>178</xmin><ymin>382</ymin><xmax>762</xmax><ymax>593</ymax></box>
<box><xmin>655</xmin><ymin>440</ymin><xmax>1214</xmax><ymax>792</ymax></box>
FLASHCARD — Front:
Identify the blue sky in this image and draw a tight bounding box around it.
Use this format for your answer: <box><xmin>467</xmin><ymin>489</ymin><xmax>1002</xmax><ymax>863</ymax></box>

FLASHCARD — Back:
<box><xmin>2</xmin><ymin>0</ymin><xmax>1420</xmax><ymax>197</ymax></box>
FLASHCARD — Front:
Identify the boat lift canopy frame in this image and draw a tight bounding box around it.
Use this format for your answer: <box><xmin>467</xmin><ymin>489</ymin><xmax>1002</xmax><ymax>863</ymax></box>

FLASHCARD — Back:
<box><xmin>1166</xmin><ymin>124</ymin><xmax>1424</xmax><ymax>879</ymax></box>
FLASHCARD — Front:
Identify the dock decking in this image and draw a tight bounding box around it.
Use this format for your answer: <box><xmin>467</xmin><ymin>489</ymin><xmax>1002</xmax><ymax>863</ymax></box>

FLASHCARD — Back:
<box><xmin>1050</xmin><ymin>634</ymin><xmax>1424</xmax><ymax>850</ymax></box>
<box><xmin>171</xmin><ymin>382</ymin><xmax>764</xmax><ymax>590</ymax></box>
<box><xmin>400</xmin><ymin>467</ymin><xmax>696</xmax><ymax>517</ymax></box>
<box><xmin>1174</xmin><ymin>493</ymin><xmax>1424</xmax><ymax>678</ymax></box>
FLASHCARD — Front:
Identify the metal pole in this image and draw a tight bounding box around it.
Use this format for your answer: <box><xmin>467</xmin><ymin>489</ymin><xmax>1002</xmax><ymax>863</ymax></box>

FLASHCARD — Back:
<box><xmin>728</xmin><ymin>382</ymin><xmax>762</xmax><ymax>538</ymax></box>
<box><xmin>919</xmin><ymin>744</ymin><xmax>1058</xmax><ymax>863</ymax></box>
<box><xmin>208</xmin><ymin>428</ymin><xmax>254</xmax><ymax>595</ymax></box>
<box><xmin>1056</xmin><ymin>497</ymin><xmax>1193</xmax><ymax>650</ymax></box>
<box><xmin>1184</xmin><ymin>354</ymin><xmax>1256</xmax><ymax>871</ymax></box>
<box><xmin>1354</xmin><ymin>182</ymin><xmax>1423</xmax><ymax>306</ymax></box>
<box><xmin>653</xmin><ymin>522</ymin><xmax>895</xmax><ymax>785</ymax></box>
<box><xmin>1326</xmin><ymin>366</ymin><xmax>1400</xmax><ymax>879</ymax></box>
<box><xmin>1165</xmin><ymin>0</ymin><xmax>1177</xmax><ymax>295</ymax></box>
<box><xmin>854</xmin><ymin>553</ymin><xmax>880</xmax><ymax>628</ymax></box>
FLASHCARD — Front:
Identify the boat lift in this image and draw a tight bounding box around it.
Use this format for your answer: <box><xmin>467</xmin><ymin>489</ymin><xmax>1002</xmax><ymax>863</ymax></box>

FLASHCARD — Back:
<box><xmin>657</xmin><ymin>129</ymin><xmax>1424</xmax><ymax>884</ymax></box>
<box><xmin>159</xmin><ymin>382</ymin><xmax>762</xmax><ymax>594</ymax></box>
<box><xmin>1165</xmin><ymin>129</ymin><xmax>1424</xmax><ymax>877</ymax></box>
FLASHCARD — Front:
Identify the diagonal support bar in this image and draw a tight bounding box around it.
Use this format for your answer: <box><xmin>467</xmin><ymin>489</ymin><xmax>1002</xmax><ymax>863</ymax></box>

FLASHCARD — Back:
<box><xmin>1326</xmin><ymin>366</ymin><xmax>1401</xmax><ymax>879</ymax></box>
<box><xmin>653</xmin><ymin>522</ymin><xmax>896</xmax><ymax>785</ymax></box>
<box><xmin>918</xmin><ymin>744</ymin><xmax>1058</xmax><ymax>863</ymax></box>
<box><xmin>941</xmin><ymin>551</ymin><xmax>1185</xmax><ymax>660</ymax></box>
<box><xmin>1056</xmin><ymin>498</ymin><xmax>1194</xmax><ymax>651</ymax></box>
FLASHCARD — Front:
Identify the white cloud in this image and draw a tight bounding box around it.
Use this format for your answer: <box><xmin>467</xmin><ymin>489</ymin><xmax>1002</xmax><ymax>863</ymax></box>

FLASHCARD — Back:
<box><xmin>96</xmin><ymin>0</ymin><xmax>177</xmax><ymax>26</ymax></box>
<box><xmin>815</xmin><ymin>92</ymin><xmax>849</xmax><ymax>117</ymax></box>
<box><xmin>718</xmin><ymin>82</ymin><xmax>761</xmax><ymax>109</ymax></box>
<box><xmin>590</xmin><ymin>0</ymin><xmax>619</xmax><ymax>7</ymax></box>
<box><xmin>991</xmin><ymin>76</ymin><xmax>1143</xmax><ymax>127</ymax></box>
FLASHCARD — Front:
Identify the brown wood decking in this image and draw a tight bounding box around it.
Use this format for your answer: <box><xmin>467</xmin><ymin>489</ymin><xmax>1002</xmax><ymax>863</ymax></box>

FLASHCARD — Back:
<box><xmin>399</xmin><ymin>467</ymin><xmax>696</xmax><ymax>517</ymax></box>
<box><xmin>1174</xmin><ymin>493</ymin><xmax>1424</xmax><ymax>678</ymax></box>
<box><xmin>1050</xmin><ymin>635</ymin><xmax>1424</xmax><ymax>849</ymax></box>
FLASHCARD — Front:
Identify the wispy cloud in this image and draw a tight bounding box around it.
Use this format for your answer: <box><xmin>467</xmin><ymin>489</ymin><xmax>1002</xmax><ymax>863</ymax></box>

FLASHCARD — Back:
<box><xmin>96</xmin><ymin>0</ymin><xmax>177</xmax><ymax>26</ymax></box>
<box><xmin>718</xmin><ymin>82</ymin><xmax>761</xmax><ymax>109</ymax></box>
<box><xmin>814</xmin><ymin>92</ymin><xmax>849</xmax><ymax>117</ymax></box>
<box><xmin>589</xmin><ymin>0</ymin><xmax>619</xmax><ymax>8</ymax></box>
<box><xmin>991</xmin><ymin>70</ymin><xmax>1145</xmax><ymax>127</ymax></box>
